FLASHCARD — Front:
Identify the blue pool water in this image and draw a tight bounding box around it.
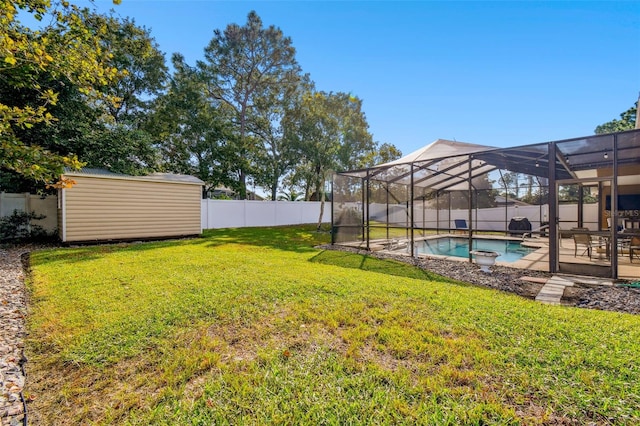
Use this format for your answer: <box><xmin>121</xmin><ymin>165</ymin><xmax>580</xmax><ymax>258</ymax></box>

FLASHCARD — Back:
<box><xmin>417</xmin><ymin>237</ymin><xmax>536</xmax><ymax>262</ymax></box>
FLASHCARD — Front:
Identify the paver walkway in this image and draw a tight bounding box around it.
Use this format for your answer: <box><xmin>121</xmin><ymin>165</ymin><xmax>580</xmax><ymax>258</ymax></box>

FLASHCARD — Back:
<box><xmin>535</xmin><ymin>275</ymin><xmax>574</xmax><ymax>304</ymax></box>
<box><xmin>535</xmin><ymin>274</ymin><xmax>614</xmax><ymax>305</ymax></box>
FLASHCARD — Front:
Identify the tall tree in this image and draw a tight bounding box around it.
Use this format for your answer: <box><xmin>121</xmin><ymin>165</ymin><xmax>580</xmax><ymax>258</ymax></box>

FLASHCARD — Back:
<box><xmin>0</xmin><ymin>62</ymin><xmax>95</xmax><ymax>191</ymax></box>
<box><xmin>251</xmin><ymin>76</ymin><xmax>312</xmax><ymax>200</ymax></box>
<box><xmin>499</xmin><ymin>171</ymin><xmax>520</xmax><ymax>198</ymax></box>
<box><xmin>250</xmin><ymin>99</ymin><xmax>293</xmax><ymax>200</ymax></box>
<box><xmin>80</xmin><ymin>14</ymin><xmax>168</xmax><ymax>127</ymax></box>
<box><xmin>1</xmin><ymin>0</ymin><xmax>121</xmax><ymax>187</ymax></box>
<box><xmin>153</xmin><ymin>54</ymin><xmax>233</xmax><ymax>195</ymax></box>
<box><xmin>594</xmin><ymin>103</ymin><xmax>637</xmax><ymax>134</ymax></box>
<box><xmin>197</xmin><ymin>11</ymin><xmax>303</xmax><ymax>199</ymax></box>
<box><xmin>0</xmin><ymin>5</ymin><xmax>167</xmax><ymax>189</ymax></box>
<box><xmin>284</xmin><ymin>91</ymin><xmax>374</xmax><ymax>229</ymax></box>
<box><xmin>361</xmin><ymin>142</ymin><xmax>402</xmax><ymax>168</ymax></box>
<box><xmin>79</xmin><ymin>12</ymin><xmax>168</xmax><ymax>175</ymax></box>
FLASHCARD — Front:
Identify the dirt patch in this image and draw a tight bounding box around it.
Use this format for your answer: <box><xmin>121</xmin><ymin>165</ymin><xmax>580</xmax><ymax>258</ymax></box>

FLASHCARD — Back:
<box><xmin>514</xmin><ymin>281</ymin><xmax>545</xmax><ymax>299</ymax></box>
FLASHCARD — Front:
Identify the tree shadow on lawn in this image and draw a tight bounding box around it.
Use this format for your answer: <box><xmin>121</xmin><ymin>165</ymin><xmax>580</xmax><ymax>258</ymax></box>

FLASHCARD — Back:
<box><xmin>28</xmin><ymin>238</ymin><xmax>202</xmax><ymax>267</ymax></box>
<box><xmin>199</xmin><ymin>226</ymin><xmax>329</xmax><ymax>253</ymax></box>
<box><xmin>29</xmin><ymin>225</ymin><xmax>330</xmax><ymax>266</ymax></box>
<box><xmin>310</xmin><ymin>250</ymin><xmax>461</xmax><ymax>285</ymax></box>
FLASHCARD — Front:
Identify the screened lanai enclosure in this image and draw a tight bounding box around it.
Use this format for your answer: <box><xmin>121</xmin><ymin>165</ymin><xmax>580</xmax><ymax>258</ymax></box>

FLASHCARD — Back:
<box><xmin>332</xmin><ymin>129</ymin><xmax>640</xmax><ymax>280</ymax></box>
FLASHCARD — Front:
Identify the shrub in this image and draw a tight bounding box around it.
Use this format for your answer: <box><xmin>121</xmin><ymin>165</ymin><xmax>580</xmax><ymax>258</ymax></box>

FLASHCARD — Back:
<box><xmin>0</xmin><ymin>210</ymin><xmax>52</xmax><ymax>242</ymax></box>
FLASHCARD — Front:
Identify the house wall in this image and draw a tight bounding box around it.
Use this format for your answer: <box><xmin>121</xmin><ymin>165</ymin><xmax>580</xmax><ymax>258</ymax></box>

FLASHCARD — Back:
<box><xmin>60</xmin><ymin>175</ymin><xmax>202</xmax><ymax>242</ymax></box>
<box><xmin>600</xmin><ymin>183</ymin><xmax>640</xmax><ymax>230</ymax></box>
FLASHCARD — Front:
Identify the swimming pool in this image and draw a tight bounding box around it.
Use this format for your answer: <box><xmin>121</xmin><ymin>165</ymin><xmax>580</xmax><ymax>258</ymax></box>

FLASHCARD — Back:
<box><xmin>416</xmin><ymin>237</ymin><xmax>536</xmax><ymax>262</ymax></box>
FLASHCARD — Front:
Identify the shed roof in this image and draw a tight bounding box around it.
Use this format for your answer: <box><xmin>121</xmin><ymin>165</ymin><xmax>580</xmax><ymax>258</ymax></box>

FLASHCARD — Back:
<box><xmin>63</xmin><ymin>168</ymin><xmax>204</xmax><ymax>185</ymax></box>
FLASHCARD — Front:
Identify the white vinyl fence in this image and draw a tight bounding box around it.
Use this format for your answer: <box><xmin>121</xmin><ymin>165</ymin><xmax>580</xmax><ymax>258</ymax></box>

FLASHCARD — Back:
<box><xmin>201</xmin><ymin>200</ymin><xmax>329</xmax><ymax>229</ymax></box>
<box><xmin>0</xmin><ymin>192</ymin><xmax>58</xmax><ymax>233</ymax></box>
<box><xmin>0</xmin><ymin>193</ymin><xmax>603</xmax><ymax>236</ymax></box>
<box><xmin>364</xmin><ymin>202</ymin><xmax>601</xmax><ymax>232</ymax></box>
<box><xmin>1</xmin><ymin>195</ymin><xmax>329</xmax><ymax>235</ymax></box>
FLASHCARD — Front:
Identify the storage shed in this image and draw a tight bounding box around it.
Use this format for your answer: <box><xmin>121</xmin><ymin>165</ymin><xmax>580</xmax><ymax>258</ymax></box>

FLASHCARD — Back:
<box><xmin>59</xmin><ymin>169</ymin><xmax>203</xmax><ymax>243</ymax></box>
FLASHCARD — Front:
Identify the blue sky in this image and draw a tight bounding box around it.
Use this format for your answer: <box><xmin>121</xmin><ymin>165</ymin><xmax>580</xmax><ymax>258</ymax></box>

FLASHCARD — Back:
<box><xmin>80</xmin><ymin>1</ymin><xmax>638</xmax><ymax>157</ymax></box>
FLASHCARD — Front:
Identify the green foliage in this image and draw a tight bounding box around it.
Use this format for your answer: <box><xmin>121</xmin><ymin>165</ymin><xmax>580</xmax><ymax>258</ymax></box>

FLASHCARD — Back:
<box><xmin>153</xmin><ymin>53</ymin><xmax>236</xmax><ymax>193</ymax></box>
<box><xmin>594</xmin><ymin>104</ymin><xmax>637</xmax><ymax>135</ymax></box>
<box><xmin>283</xmin><ymin>90</ymin><xmax>375</xmax><ymax>226</ymax></box>
<box><xmin>211</xmin><ymin>192</ymin><xmax>233</xmax><ymax>200</ymax></box>
<box><xmin>558</xmin><ymin>183</ymin><xmax>598</xmax><ymax>204</ymax></box>
<box><xmin>251</xmin><ymin>81</ymin><xmax>309</xmax><ymax>200</ymax></box>
<box><xmin>1</xmin><ymin>0</ymin><xmax>121</xmax><ymax>187</ymax></box>
<box><xmin>277</xmin><ymin>188</ymin><xmax>304</xmax><ymax>201</ymax></box>
<box><xmin>2</xmin><ymin>3</ymin><xmax>406</xmax><ymax>198</ymax></box>
<box><xmin>26</xmin><ymin>226</ymin><xmax>640</xmax><ymax>424</ymax></box>
<box><xmin>196</xmin><ymin>11</ymin><xmax>304</xmax><ymax>200</ymax></box>
<box><xmin>361</xmin><ymin>141</ymin><xmax>403</xmax><ymax>168</ymax></box>
<box><xmin>496</xmin><ymin>171</ymin><xmax>548</xmax><ymax>206</ymax></box>
<box><xmin>87</xmin><ymin>15</ymin><xmax>168</xmax><ymax>125</ymax></box>
<box><xmin>74</xmin><ymin>13</ymin><xmax>168</xmax><ymax>175</ymax></box>
<box><xmin>78</xmin><ymin>125</ymin><xmax>160</xmax><ymax>175</ymax></box>
<box><xmin>1</xmin><ymin>3</ymin><xmax>167</xmax><ymax>192</ymax></box>
<box><xmin>285</xmin><ymin>91</ymin><xmax>375</xmax><ymax>191</ymax></box>
<box><xmin>0</xmin><ymin>209</ymin><xmax>50</xmax><ymax>242</ymax></box>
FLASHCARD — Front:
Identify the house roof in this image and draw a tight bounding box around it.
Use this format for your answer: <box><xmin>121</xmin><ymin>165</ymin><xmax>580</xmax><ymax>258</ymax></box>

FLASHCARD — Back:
<box><xmin>63</xmin><ymin>168</ymin><xmax>204</xmax><ymax>185</ymax></box>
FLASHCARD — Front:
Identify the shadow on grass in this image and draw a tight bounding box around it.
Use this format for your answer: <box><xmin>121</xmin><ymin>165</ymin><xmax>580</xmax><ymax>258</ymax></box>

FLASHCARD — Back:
<box><xmin>310</xmin><ymin>250</ymin><xmax>460</xmax><ymax>284</ymax></box>
<box><xmin>29</xmin><ymin>225</ymin><xmax>331</xmax><ymax>266</ymax></box>
<box><xmin>200</xmin><ymin>225</ymin><xmax>330</xmax><ymax>253</ymax></box>
<box><xmin>28</xmin><ymin>239</ymin><xmax>188</xmax><ymax>266</ymax></box>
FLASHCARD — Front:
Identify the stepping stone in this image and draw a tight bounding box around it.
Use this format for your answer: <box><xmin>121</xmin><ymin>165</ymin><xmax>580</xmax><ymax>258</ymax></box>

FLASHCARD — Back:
<box><xmin>520</xmin><ymin>276</ymin><xmax>548</xmax><ymax>284</ymax></box>
<box><xmin>535</xmin><ymin>275</ymin><xmax>574</xmax><ymax>305</ymax></box>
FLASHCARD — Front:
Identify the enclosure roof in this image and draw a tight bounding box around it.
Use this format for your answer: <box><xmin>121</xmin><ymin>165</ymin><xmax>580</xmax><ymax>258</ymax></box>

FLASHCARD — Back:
<box><xmin>337</xmin><ymin>129</ymin><xmax>640</xmax><ymax>190</ymax></box>
<box><xmin>340</xmin><ymin>139</ymin><xmax>497</xmax><ymax>181</ymax></box>
<box><xmin>63</xmin><ymin>168</ymin><xmax>204</xmax><ymax>185</ymax></box>
<box><xmin>374</xmin><ymin>139</ymin><xmax>496</xmax><ymax>168</ymax></box>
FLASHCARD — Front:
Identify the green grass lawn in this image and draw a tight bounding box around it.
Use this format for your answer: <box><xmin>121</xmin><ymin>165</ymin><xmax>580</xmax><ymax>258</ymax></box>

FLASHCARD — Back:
<box><xmin>26</xmin><ymin>226</ymin><xmax>640</xmax><ymax>425</ymax></box>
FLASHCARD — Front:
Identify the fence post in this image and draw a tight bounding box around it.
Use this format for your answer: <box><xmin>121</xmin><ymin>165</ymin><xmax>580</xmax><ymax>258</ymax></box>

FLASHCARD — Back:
<box><xmin>24</xmin><ymin>192</ymin><xmax>31</xmax><ymax>233</ymax></box>
<box><xmin>244</xmin><ymin>200</ymin><xmax>248</xmax><ymax>227</ymax></box>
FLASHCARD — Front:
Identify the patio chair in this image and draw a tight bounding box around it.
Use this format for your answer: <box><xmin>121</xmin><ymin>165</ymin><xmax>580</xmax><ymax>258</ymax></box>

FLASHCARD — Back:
<box><xmin>607</xmin><ymin>217</ymin><xmax>625</xmax><ymax>232</ymax></box>
<box><xmin>629</xmin><ymin>236</ymin><xmax>640</xmax><ymax>263</ymax></box>
<box><xmin>454</xmin><ymin>219</ymin><xmax>468</xmax><ymax>234</ymax></box>
<box><xmin>572</xmin><ymin>229</ymin><xmax>593</xmax><ymax>259</ymax></box>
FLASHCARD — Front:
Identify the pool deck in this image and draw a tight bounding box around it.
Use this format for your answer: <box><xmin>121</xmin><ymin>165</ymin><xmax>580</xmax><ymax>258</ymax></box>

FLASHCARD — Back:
<box><xmin>337</xmin><ymin>234</ymin><xmax>640</xmax><ymax>281</ymax></box>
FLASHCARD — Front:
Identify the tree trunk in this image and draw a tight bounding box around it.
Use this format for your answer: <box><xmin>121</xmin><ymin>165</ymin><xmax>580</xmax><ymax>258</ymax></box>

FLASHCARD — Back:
<box><xmin>271</xmin><ymin>162</ymin><xmax>280</xmax><ymax>201</ymax></box>
<box><xmin>304</xmin><ymin>182</ymin><xmax>311</xmax><ymax>201</ymax></box>
<box><xmin>316</xmin><ymin>178</ymin><xmax>324</xmax><ymax>231</ymax></box>
<box><xmin>239</xmin><ymin>170</ymin><xmax>247</xmax><ymax>200</ymax></box>
<box><xmin>239</xmin><ymin>101</ymin><xmax>248</xmax><ymax>200</ymax></box>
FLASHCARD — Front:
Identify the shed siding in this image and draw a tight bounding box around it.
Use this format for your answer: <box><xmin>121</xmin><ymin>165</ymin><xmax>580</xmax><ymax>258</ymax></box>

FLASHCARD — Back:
<box><xmin>62</xmin><ymin>175</ymin><xmax>201</xmax><ymax>242</ymax></box>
